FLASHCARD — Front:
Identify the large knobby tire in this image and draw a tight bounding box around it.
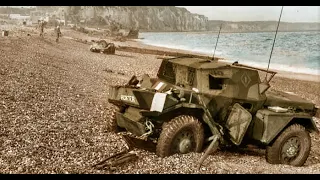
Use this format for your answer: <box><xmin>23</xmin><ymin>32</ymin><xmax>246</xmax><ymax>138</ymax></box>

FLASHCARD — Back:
<box><xmin>156</xmin><ymin>115</ymin><xmax>204</xmax><ymax>157</ymax></box>
<box><xmin>265</xmin><ymin>124</ymin><xmax>311</xmax><ymax>166</ymax></box>
<box><xmin>106</xmin><ymin>106</ymin><xmax>120</xmax><ymax>133</ymax></box>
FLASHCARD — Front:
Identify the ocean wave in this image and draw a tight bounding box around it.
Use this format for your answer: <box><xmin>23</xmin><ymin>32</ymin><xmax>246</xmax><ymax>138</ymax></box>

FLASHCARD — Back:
<box><xmin>139</xmin><ymin>31</ymin><xmax>319</xmax><ymax>76</ymax></box>
<box><xmin>139</xmin><ymin>41</ymin><xmax>223</xmax><ymax>56</ymax></box>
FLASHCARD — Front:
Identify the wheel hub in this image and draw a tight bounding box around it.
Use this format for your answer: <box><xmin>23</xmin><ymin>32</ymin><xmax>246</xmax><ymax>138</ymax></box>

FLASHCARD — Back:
<box><xmin>282</xmin><ymin>137</ymin><xmax>300</xmax><ymax>161</ymax></box>
<box><xmin>179</xmin><ymin>138</ymin><xmax>192</xmax><ymax>154</ymax></box>
<box><xmin>286</xmin><ymin>145</ymin><xmax>298</xmax><ymax>157</ymax></box>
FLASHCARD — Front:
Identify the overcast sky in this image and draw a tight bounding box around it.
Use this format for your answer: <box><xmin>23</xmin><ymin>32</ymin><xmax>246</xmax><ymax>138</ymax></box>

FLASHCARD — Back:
<box><xmin>177</xmin><ymin>6</ymin><xmax>319</xmax><ymax>22</ymax></box>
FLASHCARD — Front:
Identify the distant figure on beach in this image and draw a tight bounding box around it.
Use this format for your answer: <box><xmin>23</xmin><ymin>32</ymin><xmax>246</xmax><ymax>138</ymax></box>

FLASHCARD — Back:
<box><xmin>38</xmin><ymin>20</ymin><xmax>46</xmax><ymax>37</ymax></box>
<box><xmin>55</xmin><ymin>25</ymin><xmax>61</xmax><ymax>43</ymax></box>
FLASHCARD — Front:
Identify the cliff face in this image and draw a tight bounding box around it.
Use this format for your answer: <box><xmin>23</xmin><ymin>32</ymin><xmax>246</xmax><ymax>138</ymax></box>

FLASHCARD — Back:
<box><xmin>43</xmin><ymin>6</ymin><xmax>319</xmax><ymax>32</ymax></box>
<box><xmin>66</xmin><ymin>6</ymin><xmax>208</xmax><ymax>31</ymax></box>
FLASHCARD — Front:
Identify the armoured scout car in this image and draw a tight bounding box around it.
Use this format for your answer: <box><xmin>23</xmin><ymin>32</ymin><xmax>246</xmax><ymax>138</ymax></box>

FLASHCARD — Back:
<box><xmin>107</xmin><ymin>57</ymin><xmax>319</xmax><ymax>166</ymax></box>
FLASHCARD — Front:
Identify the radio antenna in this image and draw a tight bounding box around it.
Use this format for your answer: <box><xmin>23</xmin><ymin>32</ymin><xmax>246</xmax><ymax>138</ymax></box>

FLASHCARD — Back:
<box><xmin>212</xmin><ymin>23</ymin><xmax>222</xmax><ymax>61</ymax></box>
<box><xmin>265</xmin><ymin>6</ymin><xmax>283</xmax><ymax>81</ymax></box>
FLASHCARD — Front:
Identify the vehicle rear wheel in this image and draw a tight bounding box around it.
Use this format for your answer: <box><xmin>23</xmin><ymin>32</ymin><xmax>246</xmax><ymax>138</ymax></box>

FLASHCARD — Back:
<box><xmin>156</xmin><ymin>115</ymin><xmax>204</xmax><ymax>157</ymax></box>
<box><xmin>265</xmin><ymin>124</ymin><xmax>311</xmax><ymax>166</ymax></box>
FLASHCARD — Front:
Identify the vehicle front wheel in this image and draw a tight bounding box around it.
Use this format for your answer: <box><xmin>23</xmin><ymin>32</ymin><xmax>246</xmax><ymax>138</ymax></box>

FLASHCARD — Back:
<box><xmin>156</xmin><ymin>115</ymin><xmax>204</xmax><ymax>157</ymax></box>
<box><xmin>265</xmin><ymin>124</ymin><xmax>311</xmax><ymax>166</ymax></box>
<box><xmin>106</xmin><ymin>106</ymin><xmax>123</xmax><ymax>133</ymax></box>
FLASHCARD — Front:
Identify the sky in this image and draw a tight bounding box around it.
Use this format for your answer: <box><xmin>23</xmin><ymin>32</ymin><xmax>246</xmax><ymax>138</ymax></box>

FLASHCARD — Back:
<box><xmin>177</xmin><ymin>6</ymin><xmax>320</xmax><ymax>23</ymax></box>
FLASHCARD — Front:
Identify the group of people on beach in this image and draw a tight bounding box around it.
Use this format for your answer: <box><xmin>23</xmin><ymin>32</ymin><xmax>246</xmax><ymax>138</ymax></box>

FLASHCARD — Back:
<box><xmin>38</xmin><ymin>20</ymin><xmax>61</xmax><ymax>43</ymax></box>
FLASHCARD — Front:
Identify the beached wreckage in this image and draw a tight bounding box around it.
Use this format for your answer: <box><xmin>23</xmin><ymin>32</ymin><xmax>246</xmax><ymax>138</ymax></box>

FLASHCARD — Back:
<box><xmin>90</xmin><ymin>40</ymin><xmax>115</xmax><ymax>54</ymax></box>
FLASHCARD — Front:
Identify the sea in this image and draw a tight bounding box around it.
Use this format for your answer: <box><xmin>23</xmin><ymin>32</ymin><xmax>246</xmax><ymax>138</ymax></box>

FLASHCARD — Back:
<box><xmin>138</xmin><ymin>31</ymin><xmax>320</xmax><ymax>76</ymax></box>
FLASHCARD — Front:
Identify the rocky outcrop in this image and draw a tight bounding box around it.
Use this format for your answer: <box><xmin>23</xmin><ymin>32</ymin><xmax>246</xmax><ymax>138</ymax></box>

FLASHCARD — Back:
<box><xmin>65</xmin><ymin>6</ymin><xmax>208</xmax><ymax>32</ymax></box>
<box><xmin>127</xmin><ymin>29</ymin><xmax>139</xmax><ymax>39</ymax></box>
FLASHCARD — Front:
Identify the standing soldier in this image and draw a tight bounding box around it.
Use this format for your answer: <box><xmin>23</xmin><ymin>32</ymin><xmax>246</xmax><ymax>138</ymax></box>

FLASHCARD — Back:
<box><xmin>38</xmin><ymin>20</ymin><xmax>45</xmax><ymax>37</ymax></box>
<box><xmin>55</xmin><ymin>25</ymin><xmax>61</xmax><ymax>43</ymax></box>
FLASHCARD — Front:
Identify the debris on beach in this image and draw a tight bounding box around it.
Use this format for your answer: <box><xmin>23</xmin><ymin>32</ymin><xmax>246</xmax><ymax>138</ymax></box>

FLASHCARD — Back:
<box><xmin>90</xmin><ymin>40</ymin><xmax>115</xmax><ymax>54</ymax></box>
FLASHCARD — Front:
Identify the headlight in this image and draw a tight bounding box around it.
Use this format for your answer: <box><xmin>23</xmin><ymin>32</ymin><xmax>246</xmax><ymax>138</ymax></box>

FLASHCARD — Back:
<box><xmin>192</xmin><ymin>87</ymin><xmax>199</xmax><ymax>93</ymax></box>
<box><xmin>268</xmin><ymin>106</ymin><xmax>288</xmax><ymax>113</ymax></box>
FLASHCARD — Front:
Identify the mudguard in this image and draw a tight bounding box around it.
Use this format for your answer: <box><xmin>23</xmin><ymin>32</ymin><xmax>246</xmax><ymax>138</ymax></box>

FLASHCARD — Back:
<box><xmin>140</xmin><ymin>101</ymin><xmax>223</xmax><ymax>140</ymax></box>
<box><xmin>108</xmin><ymin>86</ymin><xmax>179</xmax><ymax>110</ymax></box>
<box><xmin>251</xmin><ymin>109</ymin><xmax>319</xmax><ymax>144</ymax></box>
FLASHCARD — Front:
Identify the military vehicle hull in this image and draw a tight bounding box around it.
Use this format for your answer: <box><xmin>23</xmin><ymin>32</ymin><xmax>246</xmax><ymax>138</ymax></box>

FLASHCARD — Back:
<box><xmin>107</xmin><ymin>57</ymin><xmax>319</xmax><ymax>167</ymax></box>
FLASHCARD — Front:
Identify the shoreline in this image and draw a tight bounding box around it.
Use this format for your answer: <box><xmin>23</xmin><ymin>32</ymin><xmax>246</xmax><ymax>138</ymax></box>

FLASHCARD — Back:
<box><xmin>139</xmin><ymin>30</ymin><xmax>320</xmax><ymax>34</ymax></box>
<box><xmin>275</xmin><ymin>70</ymin><xmax>320</xmax><ymax>83</ymax></box>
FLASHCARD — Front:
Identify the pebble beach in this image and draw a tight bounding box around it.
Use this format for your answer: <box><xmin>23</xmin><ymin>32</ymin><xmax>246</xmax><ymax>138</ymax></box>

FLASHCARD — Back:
<box><xmin>0</xmin><ymin>25</ymin><xmax>319</xmax><ymax>174</ymax></box>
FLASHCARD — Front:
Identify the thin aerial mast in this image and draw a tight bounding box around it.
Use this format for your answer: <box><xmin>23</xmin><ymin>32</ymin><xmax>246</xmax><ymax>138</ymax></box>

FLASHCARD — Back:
<box><xmin>212</xmin><ymin>23</ymin><xmax>222</xmax><ymax>61</ymax></box>
<box><xmin>265</xmin><ymin>6</ymin><xmax>284</xmax><ymax>81</ymax></box>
